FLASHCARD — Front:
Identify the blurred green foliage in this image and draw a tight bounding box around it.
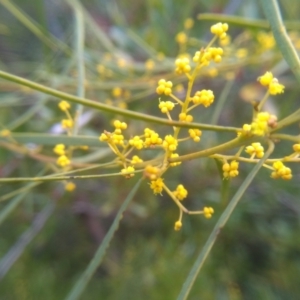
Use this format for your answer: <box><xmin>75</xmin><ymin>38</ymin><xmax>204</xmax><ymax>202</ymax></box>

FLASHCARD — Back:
<box><xmin>1</xmin><ymin>0</ymin><xmax>300</xmax><ymax>299</ymax></box>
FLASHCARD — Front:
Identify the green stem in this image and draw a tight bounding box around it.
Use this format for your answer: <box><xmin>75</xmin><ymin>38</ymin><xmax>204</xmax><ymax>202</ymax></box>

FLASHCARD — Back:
<box><xmin>73</xmin><ymin>5</ymin><xmax>85</xmax><ymax>135</ymax></box>
<box><xmin>65</xmin><ymin>177</ymin><xmax>143</xmax><ymax>300</ymax></box>
<box><xmin>0</xmin><ymin>70</ymin><xmax>239</xmax><ymax>132</ymax></box>
<box><xmin>169</xmin><ymin>137</ymin><xmax>253</xmax><ymax>163</ymax></box>
<box><xmin>177</xmin><ymin>140</ymin><xmax>274</xmax><ymax>300</ymax></box>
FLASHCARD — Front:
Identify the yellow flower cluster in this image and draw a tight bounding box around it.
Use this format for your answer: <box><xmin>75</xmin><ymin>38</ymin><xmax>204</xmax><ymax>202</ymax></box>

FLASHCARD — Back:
<box><xmin>188</xmin><ymin>129</ymin><xmax>202</xmax><ymax>142</ymax></box>
<box><xmin>175</xmin><ymin>57</ymin><xmax>191</xmax><ymax>74</ymax></box>
<box><xmin>245</xmin><ymin>142</ymin><xmax>265</xmax><ymax>158</ymax></box>
<box><xmin>131</xmin><ymin>155</ymin><xmax>143</xmax><ymax>164</ymax></box>
<box><xmin>150</xmin><ymin>178</ymin><xmax>164</xmax><ymax>195</ymax></box>
<box><xmin>258</xmin><ymin>71</ymin><xmax>285</xmax><ymax>95</ymax></box>
<box><xmin>163</xmin><ymin>135</ymin><xmax>178</xmax><ymax>152</ymax></box>
<box><xmin>191</xmin><ymin>89</ymin><xmax>215</xmax><ymax>107</ymax></box>
<box><xmin>57</xmin><ymin>154</ymin><xmax>71</xmax><ymax>167</ymax></box>
<box><xmin>174</xmin><ymin>220</ymin><xmax>182</xmax><ymax>231</ymax></box>
<box><xmin>158</xmin><ymin>101</ymin><xmax>175</xmax><ymax>113</ymax></box>
<box><xmin>53</xmin><ymin>144</ymin><xmax>71</xmax><ymax>167</ymax></box>
<box><xmin>293</xmin><ymin>143</ymin><xmax>300</xmax><ymax>153</ymax></box>
<box><xmin>193</xmin><ymin>47</ymin><xmax>224</xmax><ymax>65</ymax></box>
<box><xmin>223</xmin><ymin>160</ymin><xmax>239</xmax><ymax>178</ymax></box>
<box><xmin>179</xmin><ymin>112</ymin><xmax>193</xmax><ymax>122</ymax></box>
<box><xmin>97</xmin><ymin>22</ymin><xmax>234</xmax><ymax>231</ymax></box>
<box><xmin>203</xmin><ymin>207</ymin><xmax>214</xmax><ymax>219</ymax></box>
<box><xmin>271</xmin><ymin>161</ymin><xmax>292</xmax><ymax>180</ymax></box>
<box><xmin>65</xmin><ymin>182</ymin><xmax>76</xmax><ymax>192</ymax></box>
<box><xmin>173</xmin><ymin>184</ymin><xmax>188</xmax><ymax>201</ymax></box>
<box><xmin>242</xmin><ymin>112</ymin><xmax>276</xmax><ymax>136</ymax></box>
<box><xmin>144</xmin><ymin>165</ymin><xmax>160</xmax><ymax>180</ymax></box>
<box><xmin>210</xmin><ymin>22</ymin><xmax>229</xmax><ymax>39</ymax></box>
<box><xmin>144</xmin><ymin>128</ymin><xmax>163</xmax><ymax>147</ymax></box>
<box><xmin>129</xmin><ymin>136</ymin><xmax>144</xmax><ymax>149</ymax></box>
<box><xmin>121</xmin><ymin>166</ymin><xmax>135</xmax><ymax>178</ymax></box>
<box><xmin>58</xmin><ymin>101</ymin><xmax>70</xmax><ymax>111</ymax></box>
<box><xmin>156</xmin><ymin>79</ymin><xmax>173</xmax><ymax>95</ymax></box>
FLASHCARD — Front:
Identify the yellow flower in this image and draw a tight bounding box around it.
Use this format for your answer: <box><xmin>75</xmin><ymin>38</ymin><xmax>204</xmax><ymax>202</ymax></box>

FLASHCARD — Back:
<box><xmin>57</xmin><ymin>155</ymin><xmax>71</xmax><ymax>167</ymax></box>
<box><xmin>210</xmin><ymin>22</ymin><xmax>229</xmax><ymax>39</ymax></box>
<box><xmin>65</xmin><ymin>182</ymin><xmax>76</xmax><ymax>192</ymax></box>
<box><xmin>245</xmin><ymin>142</ymin><xmax>264</xmax><ymax>158</ymax></box>
<box><xmin>121</xmin><ymin>166</ymin><xmax>135</xmax><ymax>178</ymax></box>
<box><xmin>58</xmin><ymin>101</ymin><xmax>70</xmax><ymax>111</ymax></box>
<box><xmin>61</xmin><ymin>119</ymin><xmax>73</xmax><ymax>129</ymax></box>
<box><xmin>175</xmin><ymin>57</ymin><xmax>191</xmax><ymax>74</ymax></box>
<box><xmin>203</xmin><ymin>207</ymin><xmax>214</xmax><ymax>219</ymax></box>
<box><xmin>158</xmin><ymin>101</ymin><xmax>175</xmax><ymax>113</ymax></box>
<box><xmin>223</xmin><ymin>160</ymin><xmax>239</xmax><ymax>178</ymax></box>
<box><xmin>53</xmin><ymin>144</ymin><xmax>66</xmax><ymax>156</ymax></box>
<box><xmin>129</xmin><ymin>136</ymin><xmax>144</xmax><ymax>149</ymax></box>
<box><xmin>192</xmin><ymin>89</ymin><xmax>214</xmax><ymax>107</ymax></box>
<box><xmin>271</xmin><ymin>161</ymin><xmax>292</xmax><ymax>180</ymax></box>
<box><xmin>163</xmin><ymin>135</ymin><xmax>178</xmax><ymax>152</ymax></box>
<box><xmin>150</xmin><ymin>177</ymin><xmax>164</xmax><ymax>195</ymax></box>
<box><xmin>173</xmin><ymin>184</ymin><xmax>188</xmax><ymax>201</ymax></box>
<box><xmin>258</xmin><ymin>71</ymin><xmax>273</xmax><ymax>86</ymax></box>
<box><xmin>174</xmin><ymin>220</ymin><xmax>182</xmax><ymax>231</ymax></box>
<box><xmin>188</xmin><ymin>129</ymin><xmax>202</xmax><ymax>142</ymax></box>
<box><xmin>156</xmin><ymin>79</ymin><xmax>173</xmax><ymax>96</ymax></box>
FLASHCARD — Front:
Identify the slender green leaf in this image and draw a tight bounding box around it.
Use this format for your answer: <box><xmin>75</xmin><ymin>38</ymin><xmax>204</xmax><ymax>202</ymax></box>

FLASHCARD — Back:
<box><xmin>177</xmin><ymin>140</ymin><xmax>275</xmax><ymax>300</ymax></box>
<box><xmin>65</xmin><ymin>177</ymin><xmax>143</xmax><ymax>300</ymax></box>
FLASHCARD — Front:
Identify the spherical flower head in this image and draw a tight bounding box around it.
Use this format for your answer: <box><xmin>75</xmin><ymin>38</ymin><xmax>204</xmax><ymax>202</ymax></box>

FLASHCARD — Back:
<box><xmin>0</xmin><ymin>129</ymin><xmax>10</xmax><ymax>137</ymax></box>
<box><xmin>293</xmin><ymin>143</ymin><xmax>300</xmax><ymax>153</ymax></box>
<box><xmin>145</xmin><ymin>59</ymin><xmax>155</xmax><ymax>70</ymax></box>
<box><xmin>121</xmin><ymin>166</ymin><xmax>135</xmax><ymax>178</ymax></box>
<box><xmin>245</xmin><ymin>142</ymin><xmax>264</xmax><ymax>158</ymax></box>
<box><xmin>258</xmin><ymin>71</ymin><xmax>273</xmax><ymax>86</ymax></box>
<box><xmin>65</xmin><ymin>182</ymin><xmax>76</xmax><ymax>192</ymax></box>
<box><xmin>271</xmin><ymin>161</ymin><xmax>292</xmax><ymax>180</ymax></box>
<box><xmin>144</xmin><ymin>128</ymin><xmax>163</xmax><ymax>147</ymax></box>
<box><xmin>173</xmin><ymin>184</ymin><xmax>188</xmax><ymax>201</ymax></box>
<box><xmin>114</xmin><ymin>120</ymin><xmax>127</xmax><ymax>131</ymax></box>
<box><xmin>223</xmin><ymin>160</ymin><xmax>239</xmax><ymax>178</ymax></box>
<box><xmin>61</xmin><ymin>119</ymin><xmax>73</xmax><ymax>129</ymax></box>
<box><xmin>210</xmin><ymin>22</ymin><xmax>229</xmax><ymax>39</ymax></box>
<box><xmin>208</xmin><ymin>47</ymin><xmax>224</xmax><ymax>63</ymax></box>
<box><xmin>192</xmin><ymin>90</ymin><xmax>214</xmax><ymax>107</ymax></box>
<box><xmin>129</xmin><ymin>136</ymin><xmax>144</xmax><ymax>150</ymax></box>
<box><xmin>144</xmin><ymin>165</ymin><xmax>160</xmax><ymax>180</ymax></box>
<box><xmin>268</xmin><ymin>78</ymin><xmax>284</xmax><ymax>95</ymax></box>
<box><xmin>175</xmin><ymin>57</ymin><xmax>191</xmax><ymax>74</ymax></box>
<box><xmin>112</xmin><ymin>87</ymin><xmax>122</xmax><ymax>98</ymax></box>
<box><xmin>58</xmin><ymin>101</ymin><xmax>70</xmax><ymax>111</ymax></box>
<box><xmin>251</xmin><ymin>112</ymin><xmax>271</xmax><ymax>136</ymax></box>
<box><xmin>53</xmin><ymin>144</ymin><xmax>66</xmax><ymax>156</ymax></box>
<box><xmin>188</xmin><ymin>129</ymin><xmax>202</xmax><ymax>142</ymax></box>
<box><xmin>156</xmin><ymin>79</ymin><xmax>173</xmax><ymax>96</ymax></box>
<box><xmin>163</xmin><ymin>135</ymin><xmax>178</xmax><ymax>152</ymax></box>
<box><xmin>99</xmin><ymin>132</ymin><xmax>110</xmax><ymax>142</ymax></box>
<box><xmin>203</xmin><ymin>207</ymin><xmax>214</xmax><ymax>219</ymax></box>
<box><xmin>57</xmin><ymin>155</ymin><xmax>71</xmax><ymax>167</ymax></box>
<box><xmin>179</xmin><ymin>113</ymin><xmax>193</xmax><ymax>122</ymax></box>
<box><xmin>175</xmin><ymin>31</ymin><xmax>188</xmax><ymax>44</ymax></box>
<box><xmin>174</xmin><ymin>220</ymin><xmax>182</xmax><ymax>231</ymax></box>
<box><xmin>150</xmin><ymin>177</ymin><xmax>164</xmax><ymax>195</ymax></box>
<box><xmin>184</xmin><ymin>18</ymin><xmax>194</xmax><ymax>30</ymax></box>
<box><xmin>111</xmin><ymin>133</ymin><xmax>125</xmax><ymax>146</ymax></box>
<box><xmin>169</xmin><ymin>153</ymin><xmax>181</xmax><ymax>167</ymax></box>
<box><xmin>159</xmin><ymin>101</ymin><xmax>175</xmax><ymax>113</ymax></box>
<box><xmin>131</xmin><ymin>155</ymin><xmax>143</xmax><ymax>164</ymax></box>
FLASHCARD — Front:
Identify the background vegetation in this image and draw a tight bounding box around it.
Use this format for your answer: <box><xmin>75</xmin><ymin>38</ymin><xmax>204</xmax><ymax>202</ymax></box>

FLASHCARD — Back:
<box><xmin>1</xmin><ymin>0</ymin><xmax>300</xmax><ymax>299</ymax></box>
